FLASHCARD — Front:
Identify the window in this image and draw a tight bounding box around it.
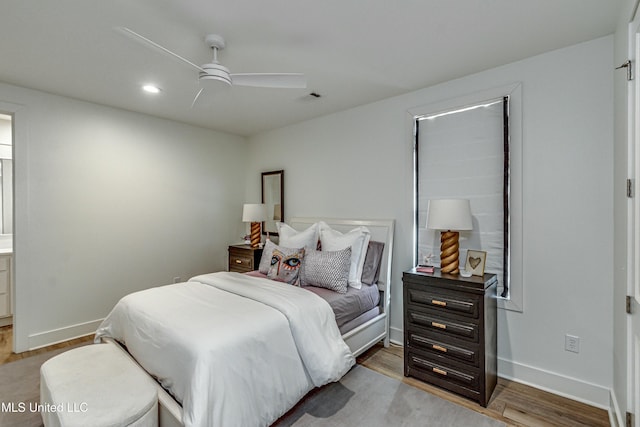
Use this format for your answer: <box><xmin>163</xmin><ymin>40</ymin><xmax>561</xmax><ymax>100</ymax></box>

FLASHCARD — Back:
<box><xmin>409</xmin><ymin>84</ymin><xmax>522</xmax><ymax>311</ymax></box>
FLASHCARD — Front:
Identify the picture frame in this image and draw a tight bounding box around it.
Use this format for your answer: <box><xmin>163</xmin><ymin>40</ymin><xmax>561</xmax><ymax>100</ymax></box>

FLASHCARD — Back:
<box><xmin>464</xmin><ymin>250</ymin><xmax>487</xmax><ymax>276</ymax></box>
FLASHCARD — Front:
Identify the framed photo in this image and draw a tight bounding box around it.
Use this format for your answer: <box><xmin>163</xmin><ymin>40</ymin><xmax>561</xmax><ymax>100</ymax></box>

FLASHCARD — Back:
<box><xmin>465</xmin><ymin>250</ymin><xmax>487</xmax><ymax>276</ymax></box>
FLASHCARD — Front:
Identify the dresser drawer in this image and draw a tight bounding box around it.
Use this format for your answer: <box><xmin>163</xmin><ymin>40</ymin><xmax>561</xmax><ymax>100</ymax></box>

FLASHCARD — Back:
<box><xmin>407</xmin><ymin>326</ymin><xmax>479</xmax><ymax>367</ymax></box>
<box><xmin>407</xmin><ymin>350</ymin><xmax>480</xmax><ymax>400</ymax></box>
<box><xmin>406</xmin><ymin>284</ymin><xmax>480</xmax><ymax>318</ymax></box>
<box><xmin>406</xmin><ymin>309</ymin><xmax>479</xmax><ymax>342</ymax></box>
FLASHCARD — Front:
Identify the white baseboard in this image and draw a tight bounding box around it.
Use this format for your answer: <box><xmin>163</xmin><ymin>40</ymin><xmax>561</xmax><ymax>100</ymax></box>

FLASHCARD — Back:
<box><xmin>27</xmin><ymin>318</ymin><xmax>103</xmax><ymax>351</ymax></box>
<box><xmin>389</xmin><ymin>326</ymin><xmax>403</xmax><ymax>346</ymax></box>
<box><xmin>498</xmin><ymin>357</ymin><xmax>611</xmax><ymax>409</ymax></box>
<box><xmin>0</xmin><ymin>316</ymin><xmax>12</xmax><ymax>327</ymax></box>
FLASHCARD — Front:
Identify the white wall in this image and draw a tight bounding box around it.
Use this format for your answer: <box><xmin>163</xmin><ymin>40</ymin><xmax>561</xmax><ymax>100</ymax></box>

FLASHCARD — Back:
<box><xmin>0</xmin><ymin>82</ymin><xmax>247</xmax><ymax>351</ymax></box>
<box><xmin>247</xmin><ymin>36</ymin><xmax>614</xmax><ymax>406</ymax></box>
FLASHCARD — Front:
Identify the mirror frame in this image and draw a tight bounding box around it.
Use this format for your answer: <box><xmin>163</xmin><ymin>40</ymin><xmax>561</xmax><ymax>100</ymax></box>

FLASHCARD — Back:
<box><xmin>261</xmin><ymin>170</ymin><xmax>284</xmax><ymax>236</ymax></box>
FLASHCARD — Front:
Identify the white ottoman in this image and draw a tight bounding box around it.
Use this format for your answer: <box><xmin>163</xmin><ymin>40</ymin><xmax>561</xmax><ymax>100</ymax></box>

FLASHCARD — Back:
<box><xmin>40</xmin><ymin>343</ymin><xmax>158</xmax><ymax>427</ymax></box>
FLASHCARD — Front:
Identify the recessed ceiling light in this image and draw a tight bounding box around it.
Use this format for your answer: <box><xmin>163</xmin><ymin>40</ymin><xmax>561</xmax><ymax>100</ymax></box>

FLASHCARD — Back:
<box><xmin>142</xmin><ymin>84</ymin><xmax>161</xmax><ymax>94</ymax></box>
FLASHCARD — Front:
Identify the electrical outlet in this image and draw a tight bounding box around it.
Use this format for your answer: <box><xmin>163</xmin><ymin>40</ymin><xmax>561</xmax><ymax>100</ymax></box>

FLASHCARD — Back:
<box><xmin>565</xmin><ymin>334</ymin><xmax>580</xmax><ymax>353</ymax></box>
<box><xmin>173</xmin><ymin>277</ymin><xmax>181</xmax><ymax>283</ymax></box>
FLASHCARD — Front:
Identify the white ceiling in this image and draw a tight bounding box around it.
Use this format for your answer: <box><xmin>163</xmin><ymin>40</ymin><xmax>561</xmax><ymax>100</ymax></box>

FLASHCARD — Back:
<box><xmin>0</xmin><ymin>0</ymin><xmax>623</xmax><ymax>136</ymax></box>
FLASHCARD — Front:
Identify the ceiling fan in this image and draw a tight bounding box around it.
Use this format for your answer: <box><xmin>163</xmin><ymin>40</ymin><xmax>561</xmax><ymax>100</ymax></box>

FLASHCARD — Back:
<box><xmin>117</xmin><ymin>27</ymin><xmax>307</xmax><ymax>107</ymax></box>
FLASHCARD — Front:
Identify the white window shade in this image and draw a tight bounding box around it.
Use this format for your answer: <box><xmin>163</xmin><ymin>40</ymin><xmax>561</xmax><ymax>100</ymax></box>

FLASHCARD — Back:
<box><xmin>416</xmin><ymin>98</ymin><xmax>506</xmax><ymax>295</ymax></box>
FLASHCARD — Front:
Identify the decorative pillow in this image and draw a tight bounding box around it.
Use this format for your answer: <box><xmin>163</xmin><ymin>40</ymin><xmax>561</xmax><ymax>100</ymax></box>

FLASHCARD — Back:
<box><xmin>318</xmin><ymin>222</ymin><xmax>371</xmax><ymax>289</ymax></box>
<box><xmin>276</xmin><ymin>222</ymin><xmax>319</xmax><ymax>250</ymax></box>
<box><xmin>300</xmin><ymin>248</ymin><xmax>351</xmax><ymax>294</ymax></box>
<box><xmin>267</xmin><ymin>247</ymin><xmax>305</xmax><ymax>286</ymax></box>
<box><xmin>258</xmin><ymin>239</ymin><xmax>277</xmax><ymax>274</ymax></box>
<box><xmin>361</xmin><ymin>241</ymin><xmax>385</xmax><ymax>286</ymax></box>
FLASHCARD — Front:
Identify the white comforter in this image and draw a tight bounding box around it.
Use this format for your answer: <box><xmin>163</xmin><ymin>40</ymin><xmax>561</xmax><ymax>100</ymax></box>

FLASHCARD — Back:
<box><xmin>94</xmin><ymin>272</ymin><xmax>355</xmax><ymax>427</ymax></box>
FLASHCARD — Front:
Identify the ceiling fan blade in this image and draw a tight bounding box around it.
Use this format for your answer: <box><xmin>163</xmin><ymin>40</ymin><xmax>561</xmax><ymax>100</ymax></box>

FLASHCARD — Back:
<box><xmin>190</xmin><ymin>88</ymin><xmax>205</xmax><ymax>109</ymax></box>
<box><xmin>115</xmin><ymin>27</ymin><xmax>205</xmax><ymax>73</ymax></box>
<box><xmin>230</xmin><ymin>73</ymin><xmax>307</xmax><ymax>89</ymax></box>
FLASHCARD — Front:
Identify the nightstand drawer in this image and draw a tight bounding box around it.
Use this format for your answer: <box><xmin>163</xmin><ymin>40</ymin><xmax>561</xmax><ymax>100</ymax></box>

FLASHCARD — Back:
<box><xmin>228</xmin><ymin>245</ymin><xmax>263</xmax><ymax>273</ymax></box>
<box><xmin>229</xmin><ymin>253</ymin><xmax>254</xmax><ymax>270</ymax></box>
<box><xmin>407</xmin><ymin>327</ymin><xmax>479</xmax><ymax>367</ymax></box>
<box><xmin>406</xmin><ymin>285</ymin><xmax>479</xmax><ymax>318</ymax></box>
<box><xmin>406</xmin><ymin>309</ymin><xmax>478</xmax><ymax>342</ymax></box>
<box><xmin>407</xmin><ymin>351</ymin><xmax>480</xmax><ymax>398</ymax></box>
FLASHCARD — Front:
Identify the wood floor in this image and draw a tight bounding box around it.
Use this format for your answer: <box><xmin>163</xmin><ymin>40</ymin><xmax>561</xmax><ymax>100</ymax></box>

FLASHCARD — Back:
<box><xmin>0</xmin><ymin>325</ymin><xmax>93</xmax><ymax>365</ymax></box>
<box><xmin>357</xmin><ymin>343</ymin><xmax>610</xmax><ymax>427</ymax></box>
<box><xmin>1</xmin><ymin>326</ymin><xmax>610</xmax><ymax>426</ymax></box>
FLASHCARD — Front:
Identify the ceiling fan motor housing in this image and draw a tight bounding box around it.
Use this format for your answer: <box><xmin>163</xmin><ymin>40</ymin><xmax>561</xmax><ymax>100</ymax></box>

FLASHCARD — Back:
<box><xmin>199</xmin><ymin>62</ymin><xmax>232</xmax><ymax>86</ymax></box>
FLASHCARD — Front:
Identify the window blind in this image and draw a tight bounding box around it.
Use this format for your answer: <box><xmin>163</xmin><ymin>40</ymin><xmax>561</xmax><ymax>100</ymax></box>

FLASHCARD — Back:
<box><xmin>415</xmin><ymin>98</ymin><xmax>509</xmax><ymax>297</ymax></box>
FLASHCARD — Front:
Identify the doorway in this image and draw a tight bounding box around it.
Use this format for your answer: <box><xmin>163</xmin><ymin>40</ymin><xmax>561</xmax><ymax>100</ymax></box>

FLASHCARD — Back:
<box><xmin>0</xmin><ymin>113</ymin><xmax>12</xmax><ymax>331</ymax></box>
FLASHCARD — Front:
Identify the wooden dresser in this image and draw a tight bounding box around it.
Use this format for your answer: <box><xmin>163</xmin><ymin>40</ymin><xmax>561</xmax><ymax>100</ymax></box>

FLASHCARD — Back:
<box><xmin>403</xmin><ymin>268</ymin><xmax>498</xmax><ymax>407</ymax></box>
<box><xmin>228</xmin><ymin>244</ymin><xmax>263</xmax><ymax>273</ymax></box>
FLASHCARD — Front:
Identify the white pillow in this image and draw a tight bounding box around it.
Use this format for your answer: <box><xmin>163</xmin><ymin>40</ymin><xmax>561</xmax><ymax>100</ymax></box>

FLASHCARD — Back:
<box><xmin>276</xmin><ymin>222</ymin><xmax>319</xmax><ymax>250</ymax></box>
<box><xmin>318</xmin><ymin>221</ymin><xmax>371</xmax><ymax>289</ymax></box>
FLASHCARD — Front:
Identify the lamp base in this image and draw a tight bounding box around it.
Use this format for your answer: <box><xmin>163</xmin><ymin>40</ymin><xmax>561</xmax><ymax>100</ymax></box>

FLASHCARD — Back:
<box><xmin>250</xmin><ymin>222</ymin><xmax>261</xmax><ymax>248</ymax></box>
<box><xmin>440</xmin><ymin>230</ymin><xmax>460</xmax><ymax>274</ymax></box>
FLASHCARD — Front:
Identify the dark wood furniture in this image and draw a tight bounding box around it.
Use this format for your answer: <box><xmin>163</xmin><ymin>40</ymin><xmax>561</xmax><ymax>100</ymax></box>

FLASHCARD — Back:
<box><xmin>403</xmin><ymin>267</ymin><xmax>498</xmax><ymax>407</ymax></box>
<box><xmin>228</xmin><ymin>244</ymin><xmax>263</xmax><ymax>273</ymax></box>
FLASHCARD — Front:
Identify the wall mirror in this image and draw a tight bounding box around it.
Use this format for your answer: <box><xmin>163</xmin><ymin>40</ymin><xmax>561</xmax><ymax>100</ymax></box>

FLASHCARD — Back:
<box><xmin>261</xmin><ymin>170</ymin><xmax>284</xmax><ymax>236</ymax></box>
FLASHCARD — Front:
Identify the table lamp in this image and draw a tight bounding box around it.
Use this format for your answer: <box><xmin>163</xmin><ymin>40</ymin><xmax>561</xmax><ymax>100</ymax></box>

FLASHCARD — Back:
<box><xmin>242</xmin><ymin>204</ymin><xmax>267</xmax><ymax>248</ymax></box>
<box><xmin>426</xmin><ymin>199</ymin><xmax>473</xmax><ymax>274</ymax></box>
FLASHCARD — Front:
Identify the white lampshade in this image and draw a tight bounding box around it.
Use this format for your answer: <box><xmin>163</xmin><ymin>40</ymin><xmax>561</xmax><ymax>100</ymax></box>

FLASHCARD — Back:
<box><xmin>426</xmin><ymin>199</ymin><xmax>473</xmax><ymax>231</ymax></box>
<box><xmin>242</xmin><ymin>204</ymin><xmax>267</xmax><ymax>222</ymax></box>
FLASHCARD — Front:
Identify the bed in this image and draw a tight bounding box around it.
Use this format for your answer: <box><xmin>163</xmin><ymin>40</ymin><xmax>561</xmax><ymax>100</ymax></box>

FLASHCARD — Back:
<box><xmin>286</xmin><ymin>217</ymin><xmax>394</xmax><ymax>355</ymax></box>
<box><xmin>95</xmin><ymin>217</ymin><xmax>394</xmax><ymax>427</ymax></box>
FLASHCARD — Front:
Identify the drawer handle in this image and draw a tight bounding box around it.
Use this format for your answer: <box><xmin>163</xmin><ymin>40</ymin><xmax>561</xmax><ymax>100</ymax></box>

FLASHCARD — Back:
<box><xmin>431</xmin><ymin>299</ymin><xmax>447</xmax><ymax>307</ymax></box>
<box><xmin>433</xmin><ymin>367</ymin><xmax>448</xmax><ymax>376</ymax></box>
<box><xmin>432</xmin><ymin>344</ymin><xmax>447</xmax><ymax>353</ymax></box>
<box><xmin>235</xmin><ymin>259</ymin><xmax>243</xmax><ymax>264</ymax></box>
<box><xmin>431</xmin><ymin>321</ymin><xmax>447</xmax><ymax>330</ymax></box>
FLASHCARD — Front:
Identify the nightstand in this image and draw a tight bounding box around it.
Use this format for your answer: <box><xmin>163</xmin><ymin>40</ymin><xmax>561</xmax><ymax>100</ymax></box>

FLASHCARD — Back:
<box><xmin>403</xmin><ymin>267</ymin><xmax>498</xmax><ymax>407</ymax></box>
<box><xmin>228</xmin><ymin>244</ymin><xmax>263</xmax><ymax>273</ymax></box>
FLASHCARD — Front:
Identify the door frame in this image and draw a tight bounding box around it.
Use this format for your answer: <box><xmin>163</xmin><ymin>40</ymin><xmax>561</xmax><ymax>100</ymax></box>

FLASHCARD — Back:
<box><xmin>629</xmin><ymin>9</ymin><xmax>640</xmax><ymax>426</ymax></box>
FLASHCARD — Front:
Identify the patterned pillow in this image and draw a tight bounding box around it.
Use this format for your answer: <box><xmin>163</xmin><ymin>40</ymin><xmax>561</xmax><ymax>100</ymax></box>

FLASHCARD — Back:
<box><xmin>318</xmin><ymin>222</ymin><xmax>370</xmax><ymax>289</ymax></box>
<box><xmin>300</xmin><ymin>248</ymin><xmax>351</xmax><ymax>294</ymax></box>
<box><xmin>258</xmin><ymin>239</ymin><xmax>277</xmax><ymax>274</ymax></box>
<box><xmin>267</xmin><ymin>247</ymin><xmax>305</xmax><ymax>286</ymax></box>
